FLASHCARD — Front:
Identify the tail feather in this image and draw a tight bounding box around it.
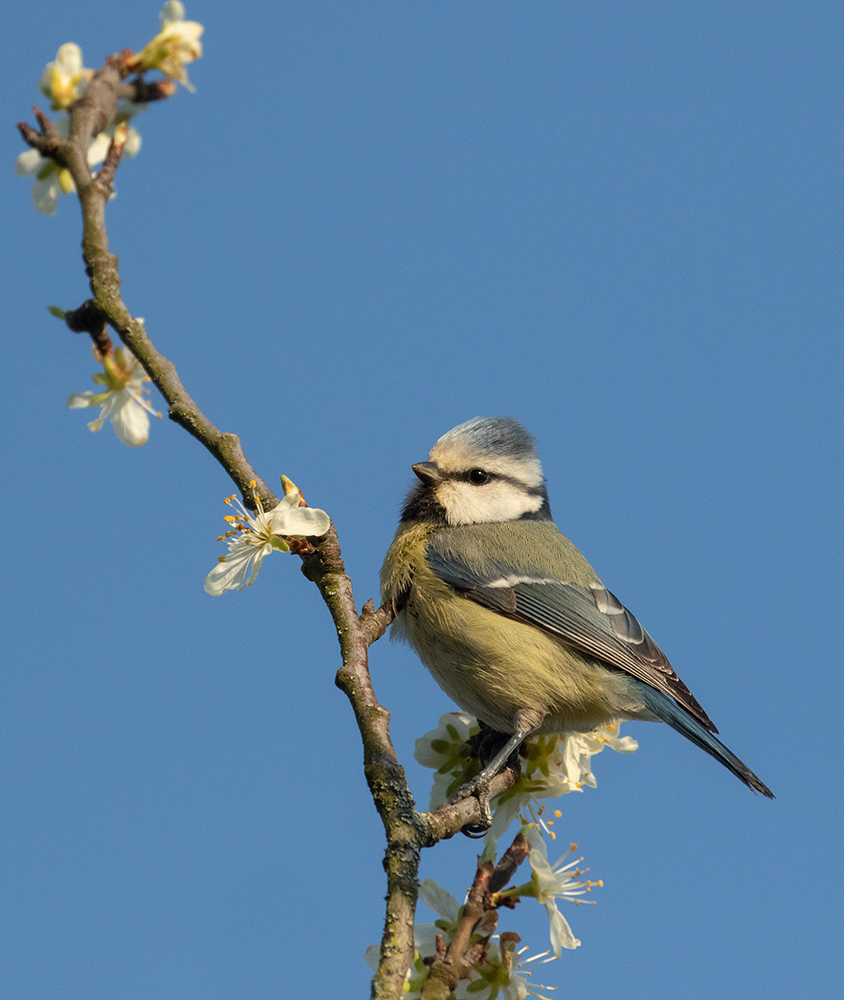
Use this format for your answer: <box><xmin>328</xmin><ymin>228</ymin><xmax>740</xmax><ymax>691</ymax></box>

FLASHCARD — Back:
<box><xmin>638</xmin><ymin>685</ymin><xmax>774</xmax><ymax>799</ymax></box>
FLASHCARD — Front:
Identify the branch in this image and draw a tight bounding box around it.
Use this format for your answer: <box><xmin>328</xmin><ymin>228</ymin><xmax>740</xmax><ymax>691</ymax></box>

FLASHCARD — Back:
<box><xmin>301</xmin><ymin>545</ymin><xmax>519</xmax><ymax>1000</ymax></box>
<box><xmin>117</xmin><ymin>77</ymin><xmax>177</xmax><ymax>103</ymax></box>
<box><xmin>19</xmin><ymin>49</ymin><xmax>508</xmax><ymax>1000</ymax></box>
<box><xmin>301</xmin><ymin>541</ymin><xmax>424</xmax><ymax>998</ymax></box>
<box><xmin>28</xmin><ymin>62</ymin><xmax>423</xmax><ymax>992</ymax></box>
<box><xmin>420</xmin><ymin>768</ymin><xmax>517</xmax><ymax>847</ymax></box>
<box><xmin>421</xmin><ymin>832</ymin><xmax>530</xmax><ymax>999</ymax></box>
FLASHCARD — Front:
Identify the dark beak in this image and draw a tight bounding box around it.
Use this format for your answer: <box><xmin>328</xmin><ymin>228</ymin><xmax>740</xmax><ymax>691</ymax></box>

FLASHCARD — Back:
<box><xmin>412</xmin><ymin>462</ymin><xmax>441</xmax><ymax>486</ymax></box>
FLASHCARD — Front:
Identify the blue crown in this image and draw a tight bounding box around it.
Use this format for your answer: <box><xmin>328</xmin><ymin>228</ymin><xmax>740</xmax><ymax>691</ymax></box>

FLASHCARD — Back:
<box><xmin>440</xmin><ymin>417</ymin><xmax>538</xmax><ymax>460</ymax></box>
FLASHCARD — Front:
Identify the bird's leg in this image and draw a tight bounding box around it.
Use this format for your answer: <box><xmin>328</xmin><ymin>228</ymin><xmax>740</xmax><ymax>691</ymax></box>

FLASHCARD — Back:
<box><xmin>450</xmin><ymin>728</ymin><xmax>533</xmax><ymax>837</ymax></box>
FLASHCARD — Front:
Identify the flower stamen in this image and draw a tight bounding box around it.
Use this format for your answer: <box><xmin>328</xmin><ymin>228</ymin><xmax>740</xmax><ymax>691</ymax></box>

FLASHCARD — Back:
<box><xmin>204</xmin><ymin>481</ymin><xmax>329</xmax><ymax>596</ymax></box>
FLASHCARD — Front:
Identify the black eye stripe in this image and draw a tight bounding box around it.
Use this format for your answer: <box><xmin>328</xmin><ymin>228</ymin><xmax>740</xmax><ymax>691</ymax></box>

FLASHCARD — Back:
<box><xmin>440</xmin><ymin>468</ymin><xmax>546</xmax><ymax>493</ymax></box>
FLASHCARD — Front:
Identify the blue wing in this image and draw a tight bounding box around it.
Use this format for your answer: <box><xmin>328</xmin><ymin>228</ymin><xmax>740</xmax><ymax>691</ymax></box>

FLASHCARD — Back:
<box><xmin>424</xmin><ymin>539</ymin><xmax>775</xmax><ymax>798</ymax></box>
<box><xmin>425</xmin><ymin>544</ymin><xmax>716</xmax><ymax>732</ymax></box>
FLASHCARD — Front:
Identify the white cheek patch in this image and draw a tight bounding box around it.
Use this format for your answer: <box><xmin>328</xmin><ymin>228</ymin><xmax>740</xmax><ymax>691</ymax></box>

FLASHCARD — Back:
<box><xmin>438</xmin><ymin>480</ymin><xmax>545</xmax><ymax>525</ymax></box>
<box><xmin>485</xmin><ymin>455</ymin><xmax>544</xmax><ymax>489</ymax></box>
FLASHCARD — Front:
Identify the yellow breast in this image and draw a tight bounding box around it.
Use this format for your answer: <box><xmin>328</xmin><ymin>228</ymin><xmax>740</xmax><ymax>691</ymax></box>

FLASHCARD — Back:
<box><xmin>380</xmin><ymin>522</ymin><xmax>644</xmax><ymax>734</ymax></box>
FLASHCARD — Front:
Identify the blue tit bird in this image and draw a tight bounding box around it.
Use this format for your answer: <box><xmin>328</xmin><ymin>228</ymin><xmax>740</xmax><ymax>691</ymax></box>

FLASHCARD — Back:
<box><xmin>381</xmin><ymin>416</ymin><xmax>773</xmax><ymax>819</ymax></box>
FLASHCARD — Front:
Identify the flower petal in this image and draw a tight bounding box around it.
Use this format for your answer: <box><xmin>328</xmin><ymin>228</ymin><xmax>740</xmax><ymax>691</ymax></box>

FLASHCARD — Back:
<box><xmin>15</xmin><ymin>148</ymin><xmax>44</xmax><ymax>177</ymax></box>
<box><xmin>204</xmin><ymin>544</ymin><xmax>254</xmax><ymax>596</ymax></box>
<box><xmin>87</xmin><ymin>133</ymin><xmax>112</xmax><ymax>168</ymax></box>
<box><xmin>31</xmin><ymin>176</ymin><xmax>61</xmax><ymax>214</ymax></box>
<box><xmin>66</xmin><ymin>392</ymin><xmax>95</xmax><ymax>409</ymax></box>
<box><xmin>122</xmin><ymin>126</ymin><xmax>142</xmax><ymax>158</ymax></box>
<box><xmin>240</xmin><ymin>542</ymin><xmax>271</xmax><ymax>589</ymax></box>
<box><xmin>363</xmin><ymin>943</ymin><xmax>380</xmax><ymax>972</ymax></box>
<box><xmin>418</xmin><ymin>879</ymin><xmax>460</xmax><ymax>922</ymax></box>
<box><xmin>111</xmin><ymin>398</ymin><xmax>150</xmax><ymax>446</ymax></box>
<box><xmin>268</xmin><ymin>498</ymin><xmax>330</xmax><ymax>537</ymax></box>
<box><xmin>55</xmin><ymin>42</ymin><xmax>84</xmax><ymax>76</ymax></box>
<box><xmin>412</xmin><ymin>922</ymin><xmax>440</xmax><ymax>956</ymax></box>
<box><xmin>203</xmin><ymin>539</ymin><xmax>273</xmax><ymax>596</ymax></box>
<box><xmin>546</xmin><ymin>902</ymin><xmax>580</xmax><ymax>954</ymax></box>
<box><xmin>161</xmin><ymin>0</ymin><xmax>186</xmax><ymax>26</ymax></box>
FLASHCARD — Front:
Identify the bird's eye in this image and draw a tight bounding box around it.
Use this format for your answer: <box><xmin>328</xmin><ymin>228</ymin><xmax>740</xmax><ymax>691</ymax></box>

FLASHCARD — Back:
<box><xmin>467</xmin><ymin>468</ymin><xmax>491</xmax><ymax>485</ymax></box>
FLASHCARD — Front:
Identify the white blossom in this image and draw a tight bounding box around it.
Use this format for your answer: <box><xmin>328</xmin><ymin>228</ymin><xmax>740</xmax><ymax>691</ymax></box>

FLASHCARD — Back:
<box><xmin>38</xmin><ymin>43</ymin><xmax>92</xmax><ymax>110</ymax></box>
<box><xmin>132</xmin><ymin>2</ymin><xmax>204</xmax><ymax>90</ymax></box>
<box><xmin>365</xmin><ymin>879</ymin><xmax>489</xmax><ymax>999</ymax></box>
<box><xmin>418</xmin><ymin>878</ymin><xmax>461</xmax><ymax>926</ymax></box>
<box><xmin>413</xmin><ymin>712</ymin><xmax>480</xmax><ymax>809</ymax></box>
<box><xmin>467</xmin><ymin>936</ymin><xmax>558</xmax><ymax>1000</ymax></box>
<box><xmin>502</xmin><ymin>942</ymin><xmax>559</xmax><ymax>1000</ymax></box>
<box><xmin>364</xmin><ymin>875</ymin><xmax>559</xmax><ymax>999</ymax></box>
<box><xmin>488</xmin><ymin>721</ymin><xmax>638</xmax><ymax>846</ymax></box>
<box><xmin>522</xmin><ymin>824</ymin><xmax>602</xmax><ymax>957</ymax></box>
<box><xmin>415</xmin><ymin>711</ymin><xmax>637</xmax><ymax>846</ymax></box>
<box><xmin>204</xmin><ymin>483</ymin><xmax>330</xmax><ymax>596</ymax></box>
<box><xmin>67</xmin><ymin>346</ymin><xmax>159</xmax><ymax>446</ymax></box>
<box><xmin>559</xmin><ymin>721</ymin><xmax>638</xmax><ymax>790</ymax></box>
<box><xmin>15</xmin><ymin>118</ymin><xmax>140</xmax><ymax>215</ymax></box>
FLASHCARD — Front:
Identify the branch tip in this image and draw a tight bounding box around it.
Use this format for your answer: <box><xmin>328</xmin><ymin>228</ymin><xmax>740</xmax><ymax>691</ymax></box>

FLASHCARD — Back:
<box><xmin>96</xmin><ymin>125</ymin><xmax>126</xmax><ymax>189</ymax></box>
<box><xmin>32</xmin><ymin>106</ymin><xmax>53</xmax><ymax>133</ymax></box>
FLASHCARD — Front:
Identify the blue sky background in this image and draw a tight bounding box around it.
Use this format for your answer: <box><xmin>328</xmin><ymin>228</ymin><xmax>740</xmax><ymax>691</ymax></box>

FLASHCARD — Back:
<box><xmin>3</xmin><ymin>2</ymin><xmax>842</xmax><ymax>997</ymax></box>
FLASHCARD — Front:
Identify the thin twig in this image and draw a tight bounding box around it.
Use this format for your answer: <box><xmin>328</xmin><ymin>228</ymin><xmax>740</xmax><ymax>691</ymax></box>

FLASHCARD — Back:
<box><xmin>420</xmin><ymin>831</ymin><xmax>530</xmax><ymax>999</ymax></box>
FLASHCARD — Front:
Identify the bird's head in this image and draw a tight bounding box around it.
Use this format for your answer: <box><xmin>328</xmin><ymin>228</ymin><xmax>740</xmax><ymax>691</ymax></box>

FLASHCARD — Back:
<box><xmin>401</xmin><ymin>416</ymin><xmax>551</xmax><ymax>526</ymax></box>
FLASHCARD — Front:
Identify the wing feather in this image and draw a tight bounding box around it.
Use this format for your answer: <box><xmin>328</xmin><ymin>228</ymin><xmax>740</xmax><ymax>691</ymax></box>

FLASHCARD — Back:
<box><xmin>426</xmin><ymin>546</ymin><xmax>717</xmax><ymax>732</ymax></box>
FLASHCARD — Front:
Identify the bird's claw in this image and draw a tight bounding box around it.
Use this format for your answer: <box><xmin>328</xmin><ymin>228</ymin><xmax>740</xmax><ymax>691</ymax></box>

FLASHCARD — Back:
<box><xmin>449</xmin><ymin>775</ymin><xmax>493</xmax><ymax>837</ymax></box>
